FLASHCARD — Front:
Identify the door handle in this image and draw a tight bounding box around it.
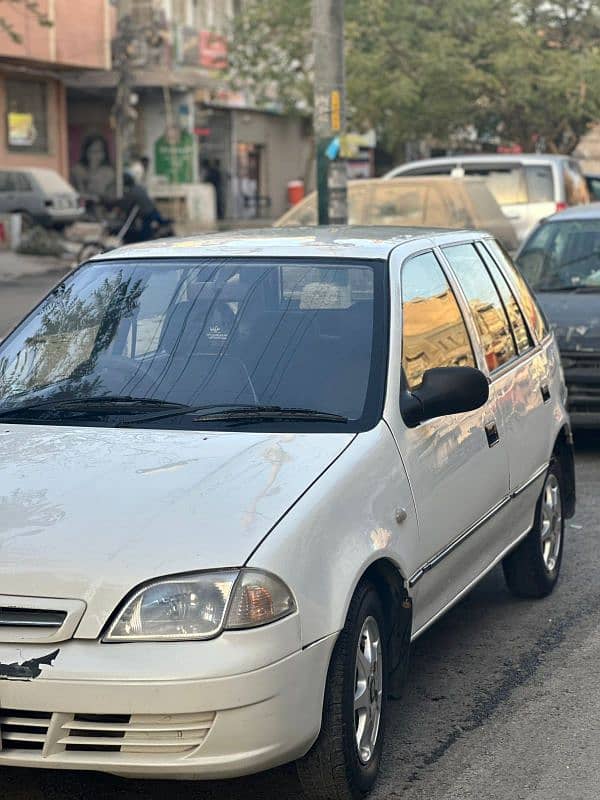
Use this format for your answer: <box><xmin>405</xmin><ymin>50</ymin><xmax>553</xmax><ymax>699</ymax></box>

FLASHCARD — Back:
<box><xmin>541</xmin><ymin>384</ymin><xmax>551</xmax><ymax>403</ymax></box>
<box><xmin>485</xmin><ymin>421</ymin><xmax>500</xmax><ymax>448</ymax></box>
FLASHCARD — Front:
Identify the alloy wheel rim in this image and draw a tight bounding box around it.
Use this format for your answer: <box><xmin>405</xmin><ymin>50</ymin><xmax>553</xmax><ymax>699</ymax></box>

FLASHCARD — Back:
<box><xmin>540</xmin><ymin>473</ymin><xmax>562</xmax><ymax>573</ymax></box>
<box><xmin>354</xmin><ymin>615</ymin><xmax>383</xmax><ymax>764</ymax></box>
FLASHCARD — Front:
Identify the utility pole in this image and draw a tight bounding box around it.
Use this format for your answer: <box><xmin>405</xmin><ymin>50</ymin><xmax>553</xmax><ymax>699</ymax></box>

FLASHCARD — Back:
<box><xmin>312</xmin><ymin>0</ymin><xmax>347</xmax><ymax>225</ymax></box>
<box><xmin>111</xmin><ymin>0</ymin><xmax>137</xmax><ymax>196</ymax></box>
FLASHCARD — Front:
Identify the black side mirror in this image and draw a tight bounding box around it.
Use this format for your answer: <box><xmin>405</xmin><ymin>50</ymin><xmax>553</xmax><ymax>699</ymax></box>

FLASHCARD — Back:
<box><xmin>402</xmin><ymin>366</ymin><xmax>489</xmax><ymax>427</ymax></box>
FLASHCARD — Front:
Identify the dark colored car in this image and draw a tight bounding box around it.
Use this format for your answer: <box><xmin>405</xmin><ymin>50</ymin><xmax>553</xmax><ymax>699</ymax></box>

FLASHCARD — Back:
<box><xmin>517</xmin><ymin>204</ymin><xmax>600</xmax><ymax>426</ymax></box>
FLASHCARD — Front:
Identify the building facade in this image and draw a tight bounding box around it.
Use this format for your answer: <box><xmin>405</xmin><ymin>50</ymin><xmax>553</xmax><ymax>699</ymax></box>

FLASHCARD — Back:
<box><xmin>0</xmin><ymin>0</ymin><xmax>113</xmax><ymax>178</ymax></box>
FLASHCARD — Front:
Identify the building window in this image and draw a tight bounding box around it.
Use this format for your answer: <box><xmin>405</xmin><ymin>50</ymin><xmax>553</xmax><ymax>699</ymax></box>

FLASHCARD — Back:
<box><xmin>5</xmin><ymin>79</ymin><xmax>49</xmax><ymax>154</ymax></box>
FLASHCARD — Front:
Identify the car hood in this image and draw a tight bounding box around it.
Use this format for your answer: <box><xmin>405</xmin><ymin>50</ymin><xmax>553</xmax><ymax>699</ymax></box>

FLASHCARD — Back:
<box><xmin>0</xmin><ymin>424</ymin><xmax>354</xmax><ymax>638</ymax></box>
<box><xmin>536</xmin><ymin>292</ymin><xmax>600</xmax><ymax>352</ymax></box>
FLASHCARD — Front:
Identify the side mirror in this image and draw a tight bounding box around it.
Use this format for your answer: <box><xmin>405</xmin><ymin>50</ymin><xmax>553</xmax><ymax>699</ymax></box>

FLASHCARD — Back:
<box><xmin>402</xmin><ymin>366</ymin><xmax>489</xmax><ymax>427</ymax></box>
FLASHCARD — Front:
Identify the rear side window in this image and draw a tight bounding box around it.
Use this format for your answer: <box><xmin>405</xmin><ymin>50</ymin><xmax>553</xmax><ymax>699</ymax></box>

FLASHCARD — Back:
<box><xmin>524</xmin><ymin>166</ymin><xmax>554</xmax><ymax>202</ymax></box>
<box><xmin>444</xmin><ymin>244</ymin><xmax>516</xmax><ymax>372</ymax></box>
<box><xmin>401</xmin><ymin>251</ymin><xmax>475</xmax><ymax>390</ymax></box>
<box><xmin>486</xmin><ymin>239</ymin><xmax>549</xmax><ymax>341</ymax></box>
<box><xmin>476</xmin><ymin>243</ymin><xmax>533</xmax><ymax>354</ymax></box>
<box><xmin>463</xmin><ymin>165</ymin><xmax>527</xmax><ymax>205</ymax></box>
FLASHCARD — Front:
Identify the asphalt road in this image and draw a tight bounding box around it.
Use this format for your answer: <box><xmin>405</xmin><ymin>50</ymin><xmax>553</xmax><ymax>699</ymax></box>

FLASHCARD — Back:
<box><xmin>1</xmin><ymin>268</ymin><xmax>599</xmax><ymax>799</ymax></box>
<box><xmin>0</xmin><ymin>265</ymin><xmax>69</xmax><ymax>340</ymax></box>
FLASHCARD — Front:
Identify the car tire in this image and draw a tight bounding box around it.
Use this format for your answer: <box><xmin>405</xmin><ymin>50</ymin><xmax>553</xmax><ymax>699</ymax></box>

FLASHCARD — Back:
<box><xmin>296</xmin><ymin>581</ymin><xmax>388</xmax><ymax>800</ymax></box>
<box><xmin>503</xmin><ymin>458</ymin><xmax>564</xmax><ymax>599</ymax></box>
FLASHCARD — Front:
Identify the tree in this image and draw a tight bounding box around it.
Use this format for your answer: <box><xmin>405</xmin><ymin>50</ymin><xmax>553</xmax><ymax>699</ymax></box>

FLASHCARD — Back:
<box><xmin>0</xmin><ymin>0</ymin><xmax>52</xmax><ymax>44</ymax></box>
<box><xmin>228</xmin><ymin>0</ymin><xmax>600</xmax><ymax>158</ymax></box>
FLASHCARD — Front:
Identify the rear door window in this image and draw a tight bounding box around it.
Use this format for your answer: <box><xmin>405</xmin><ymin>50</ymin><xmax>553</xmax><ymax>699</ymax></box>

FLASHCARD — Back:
<box><xmin>486</xmin><ymin>239</ymin><xmax>549</xmax><ymax>341</ymax></box>
<box><xmin>443</xmin><ymin>243</ymin><xmax>516</xmax><ymax>372</ymax></box>
<box><xmin>401</xmin><ymin>250</ymin><xmax>475</xmax><ymax>390</ymax></box>
<box><xmin>463</xmin><ymin>165</ymin><xmax>528</xmax><ymax>205</ymax></box>
<box><xmin>476</xmin><ymin>242</ymin><xmax>533</xmax><ymax>354</ymax></box>
<box><xmin>524</xmin><ymin>166</ymin><xmax>554</xmax><ymax>202</ymax></box>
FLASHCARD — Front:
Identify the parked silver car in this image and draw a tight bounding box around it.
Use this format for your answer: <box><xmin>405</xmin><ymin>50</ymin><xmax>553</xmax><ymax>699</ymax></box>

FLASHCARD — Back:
<box><xmin>385</xmin><ymin>154</ymin><xmax>589</xmax><ymax>243</ymax></box>
<box><xmin>0</xmin><ymin>167</ymin><xmax>83</xmax><ymax>229</ymax></box>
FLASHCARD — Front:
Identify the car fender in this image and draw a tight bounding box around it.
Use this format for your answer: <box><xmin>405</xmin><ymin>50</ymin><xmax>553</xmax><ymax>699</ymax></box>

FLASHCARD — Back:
<box><xmin>247</xmin><ymin>421</ymin><xmax>419</xmax><ymax>648</ymax></box>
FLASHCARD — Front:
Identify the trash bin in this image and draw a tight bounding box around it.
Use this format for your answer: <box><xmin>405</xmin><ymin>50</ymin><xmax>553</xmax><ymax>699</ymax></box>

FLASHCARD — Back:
<box><xmin>287</xmin><ymin>180</ymin><xmax>305</xmax><ymax>206</ymax></box>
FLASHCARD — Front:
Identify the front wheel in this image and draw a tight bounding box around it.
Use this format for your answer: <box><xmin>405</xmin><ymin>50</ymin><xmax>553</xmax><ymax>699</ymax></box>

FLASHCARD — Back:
<box><xmin>296</xmin><ymin>582</ymin><xmax>388</xmax><ymax>800</ymax></box>
<box><xmin>503</xmin><ymin>459</ymin><xmax>564</xmax><ymax>598</ymax></box>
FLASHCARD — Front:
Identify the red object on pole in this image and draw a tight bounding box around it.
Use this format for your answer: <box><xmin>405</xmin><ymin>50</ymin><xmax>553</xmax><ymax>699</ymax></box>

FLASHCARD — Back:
<box><xmin>287</xmin><ymin>180</ymin><xmax>305</xmax><ymax>206</ymax></box>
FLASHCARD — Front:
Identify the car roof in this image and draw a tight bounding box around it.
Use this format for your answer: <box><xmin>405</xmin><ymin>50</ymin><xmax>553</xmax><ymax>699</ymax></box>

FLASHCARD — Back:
<box><xmin>389</xmin><ymin>153</ymin><xmax>570</xmax><ymax>171</ymax></box>
<box><xmin>542</xmin><ymin>203</ymin><xmax>600</xmax><ymax>222</ymax></box>
<box><xmin>93</xmin><ymin>226</ymin><xmax>479</xmax><ymax>262</ymax></box>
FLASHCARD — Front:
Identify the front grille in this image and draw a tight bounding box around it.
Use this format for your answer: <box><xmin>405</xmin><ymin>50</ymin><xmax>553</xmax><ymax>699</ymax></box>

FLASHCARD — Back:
<box><xmin>0</xmin><ymin>709</ymin><xmax>216</xmax><ymax>757</ymax></box>
<box><xmin>0</xmin><ymin>709</ymin><xmax>51</xmax><ymax>751</ymax></box>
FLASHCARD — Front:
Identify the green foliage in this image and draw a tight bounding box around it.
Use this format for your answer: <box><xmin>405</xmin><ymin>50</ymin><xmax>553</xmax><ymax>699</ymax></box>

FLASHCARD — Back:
<box><xmin>228</xmin><ymin>0</ymin><xmax>600</xmax><ymax>155</ymax></box>
<box><xmin>0</xmin><ymin>0</ymin><xmax>53</xmax><ymax>44</ymax></box>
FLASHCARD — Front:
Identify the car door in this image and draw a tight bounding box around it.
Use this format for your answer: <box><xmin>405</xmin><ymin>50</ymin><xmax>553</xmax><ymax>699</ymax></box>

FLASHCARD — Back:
<box><xmin>386</xmin><ymin>247</ymin><xmax>510</xmax><ymax>636</ymax></box>
<box><xmin>478</xmin><ymin>239</ymin><xmax>555</xmax><ymax>526</ymax></box>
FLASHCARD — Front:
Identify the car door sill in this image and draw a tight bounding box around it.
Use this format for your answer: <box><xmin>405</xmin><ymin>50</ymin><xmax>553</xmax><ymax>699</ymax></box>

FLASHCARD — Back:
<box><xmin>411</xmin><ymin>523</ymin><xmax>531</xmax><ymax>642</ymax></box>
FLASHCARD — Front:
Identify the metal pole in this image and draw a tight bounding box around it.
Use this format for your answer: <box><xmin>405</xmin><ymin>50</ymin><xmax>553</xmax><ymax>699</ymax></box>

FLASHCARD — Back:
<box><xmin>312</xmin><ymin>0</ymin><xmax>347</xmax><ymax>225</ymax></box>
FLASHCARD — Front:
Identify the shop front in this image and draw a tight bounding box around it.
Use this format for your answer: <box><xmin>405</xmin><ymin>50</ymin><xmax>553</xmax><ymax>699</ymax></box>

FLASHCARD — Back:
<box><xmin>195</xmin><ymin>98</ymin><xmax>313</xmax><ymax>222</ymax></box>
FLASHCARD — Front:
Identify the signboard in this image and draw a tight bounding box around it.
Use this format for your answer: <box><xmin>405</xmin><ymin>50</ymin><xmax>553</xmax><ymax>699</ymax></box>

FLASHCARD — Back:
<box><xmin>154</xmin><ymin>127</ymin><xmax>194</xmax><ymax>184</ymax></box>
<box><xmin>330</xmin><ymin>91</ymin><xmax>341</xmax><ymax>133</ymax></box>
<box><xmin>199</xmin><ymin>30</ymin><xmax>228</xmax><ymax>70</ymax></box>
<box><xmin>8</xmin><ymin>112</ymin><xmax>36</xmax><ymax>147</ymax></box>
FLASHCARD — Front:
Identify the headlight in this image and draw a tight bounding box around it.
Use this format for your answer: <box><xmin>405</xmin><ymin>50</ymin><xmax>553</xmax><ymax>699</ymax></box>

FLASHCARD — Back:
<box><xmin>104</xmin><ymin>569</ymin><xmax>296</xmax><ymax>642</ymax></box>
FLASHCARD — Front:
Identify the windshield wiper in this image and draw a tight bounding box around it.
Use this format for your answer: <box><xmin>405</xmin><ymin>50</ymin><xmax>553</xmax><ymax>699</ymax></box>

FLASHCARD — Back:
<box><xmin>193</xmin><ymin>406</ymin><xmax>349</xmax><ymax>423</ymax></box>
<box><xmin>0</xmin><ymin>395</ymin><xmax>190</xmax><ymax>420</ymax></box>
<box><xmin>118</xmin><ymin>403</ymin><xmax>349</xmax><ymax>427</ymax></box>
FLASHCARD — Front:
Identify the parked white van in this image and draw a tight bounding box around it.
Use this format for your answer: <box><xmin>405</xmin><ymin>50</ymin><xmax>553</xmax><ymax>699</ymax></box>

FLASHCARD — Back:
<box><xmin>0</xmin><ymin>228</ymin><xmax>575</xmax><ymax>799</ymax></box>
<box><xmin>385</xmin><ymin>154</ymin><xmax>589</xmax><ymax>242</ymax></box>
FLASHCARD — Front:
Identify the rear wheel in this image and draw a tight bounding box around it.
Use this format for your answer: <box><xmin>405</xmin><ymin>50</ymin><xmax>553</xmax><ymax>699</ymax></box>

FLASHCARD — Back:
<box><xmin>503</xmin><ymin>459</ymin><xmax>564</xmax><ymax>598</ymax></box>
<box><xmin>296</xmin><ymin>582</ymin><xmax>388</xmax><ymax>800</ymax></box>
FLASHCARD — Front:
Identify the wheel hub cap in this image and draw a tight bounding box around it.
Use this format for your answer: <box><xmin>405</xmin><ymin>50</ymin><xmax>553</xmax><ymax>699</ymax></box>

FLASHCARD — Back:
<box><xmin>354</xmin><ymin>616</ymin><xmax>383</xmax><ymax>764</ymax></box>
<box><xmin>541</xmin><ymin>473</ymin><xmax>562</xmax><ymax>573</ymax></box>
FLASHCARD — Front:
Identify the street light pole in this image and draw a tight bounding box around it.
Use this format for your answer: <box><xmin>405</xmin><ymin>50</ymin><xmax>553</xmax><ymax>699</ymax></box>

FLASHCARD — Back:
<box><xmin>312</xmin><ymin>0</ymin><xmax>347</xmax><ymax>225</ymax></box>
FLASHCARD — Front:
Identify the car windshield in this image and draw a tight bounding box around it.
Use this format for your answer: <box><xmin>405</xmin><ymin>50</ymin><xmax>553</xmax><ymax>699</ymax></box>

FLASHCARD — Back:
<box><xmin>517</xmin><ymin>219</ymin><xmax>600</xmax><ymax>291</ymax></box>
<box><xmin>0</xmin><ymin>258</ymin><xmax>386</xmax><ymax>431</ymax></box>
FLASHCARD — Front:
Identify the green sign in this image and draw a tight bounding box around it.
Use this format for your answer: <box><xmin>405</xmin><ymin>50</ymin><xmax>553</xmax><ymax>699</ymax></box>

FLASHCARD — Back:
<box><xmin>154</xmin><ymin>128</ymin><xmax>194</xmax><ymax>184</ymax></box>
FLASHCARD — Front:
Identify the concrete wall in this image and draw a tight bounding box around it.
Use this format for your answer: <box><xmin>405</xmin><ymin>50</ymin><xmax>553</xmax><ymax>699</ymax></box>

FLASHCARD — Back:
<box><xmin>0</xmin><ymin>0</ymin><xmax>114</xmax><ymax>70</ymax></box>
<box><xmin>0</xmin><ymin>71</ymin><xmax>68</xmax><ymax>177</ymax></box>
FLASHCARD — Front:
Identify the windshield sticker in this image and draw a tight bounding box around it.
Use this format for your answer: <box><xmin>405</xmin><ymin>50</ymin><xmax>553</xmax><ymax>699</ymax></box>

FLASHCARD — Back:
<box><xmin>0</xmin><ymin>649</ymin><xmax>59</xmax><ymax>681</ymax></box>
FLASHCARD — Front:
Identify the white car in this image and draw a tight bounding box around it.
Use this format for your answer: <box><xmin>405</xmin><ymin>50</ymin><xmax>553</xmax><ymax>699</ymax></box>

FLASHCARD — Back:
<box><xmin>384</xmin><ymin>154</ymin><xmax>589</xmax><ymax>243</ymax></box>
<box><xmin>0</xmin><ymin>228</ymin><xmax>575</xmax><ymax>798</ymax></box>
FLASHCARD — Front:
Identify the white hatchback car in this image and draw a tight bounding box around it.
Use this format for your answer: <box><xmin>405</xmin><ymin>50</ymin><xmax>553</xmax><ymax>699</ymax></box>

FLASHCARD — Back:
<box><xmin>0</xmin><ymin>228</ymin><xmax>575</xmax><ymax>799</ymax></box>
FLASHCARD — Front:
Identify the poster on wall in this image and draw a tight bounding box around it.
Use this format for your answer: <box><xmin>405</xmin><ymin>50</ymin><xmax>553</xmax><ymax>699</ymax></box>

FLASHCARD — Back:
<box><xmin>69</xmin><ymin>126</ymin><xmax>116</xmax><ymax>199</ymax></box>
<box><xmin>154</xmin><ymin>125</ymin><xmax>194</xmax><ymax>184</ymax></box>
<box><xmin>8</xmin><ymin>112</ymin><xmax>37</xmax><ymax>147</ymax></box>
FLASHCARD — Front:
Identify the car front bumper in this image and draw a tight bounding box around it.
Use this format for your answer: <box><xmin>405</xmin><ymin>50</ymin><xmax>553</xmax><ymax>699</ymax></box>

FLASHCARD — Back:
<box><xmin>0</xmin><ymin>628</ymin><xmax>336</xmax><ymax>780</ymax></box>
